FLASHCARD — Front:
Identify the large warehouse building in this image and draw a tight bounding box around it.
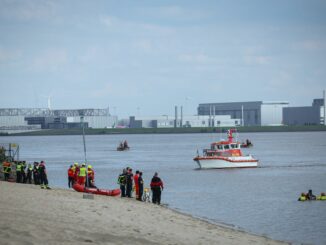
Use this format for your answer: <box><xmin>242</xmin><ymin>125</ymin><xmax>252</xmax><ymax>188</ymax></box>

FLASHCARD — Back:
<box><xmin>283</xmin><ymin>98</ymin><xmax>325</xmax><ymax>125</ymax></box>
<box><xmin>197</xmin><ymin>101</ymin><xmax>289</xmax><ymax>126</ymax></box>
<box><xmin>0</xmin><ymin>108</ymin><xmax>117</xmax><ymax>133</ymax></box>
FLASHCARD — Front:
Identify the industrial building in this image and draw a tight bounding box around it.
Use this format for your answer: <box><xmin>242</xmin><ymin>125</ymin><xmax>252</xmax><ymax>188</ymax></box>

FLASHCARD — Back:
<box><xmin>197</xmin><ymin>101</ymin><xmax>289</xmax><ymax>126</ymax></box>
<box><xmin>283</xmin><ymin>98</ymin><xmax>325</xmax><ymax>126</ymax></box>
<box><xmin>0</xmin><ymin>108</ymin><xmax>117</xmax><ymax>134</ymax></box>
<box><xmin>129</xmin><ymin>114</ymin><xmax>241</xmax><ymax>128</ymax></box>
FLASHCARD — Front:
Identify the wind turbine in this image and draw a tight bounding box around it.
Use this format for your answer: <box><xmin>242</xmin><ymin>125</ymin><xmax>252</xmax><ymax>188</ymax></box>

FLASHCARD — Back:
<box><xmin>40</xmin><ymin>94</ymin><xmax>53</xmax><ymax>110</ymax></box>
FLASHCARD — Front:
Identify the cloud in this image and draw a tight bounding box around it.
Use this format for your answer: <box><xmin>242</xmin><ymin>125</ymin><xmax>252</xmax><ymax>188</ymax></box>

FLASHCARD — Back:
<box><xmin>178</xmin><ymin>53</ymin><xmax>216</xmax><ymax>64</ymax></box>
<box><xmin>0</xmin><ymin>0</ymin><xmax>58</xmax><ymax>22</ymax></box>
<box><xmin>293</xmin><ymin>40</ymin><xmax>326</xmax><ymax>51</ymax></box>
<box><xmin>132</xmin><ymin>39</ymin><xmax>153</xmax><ymax>53</ymax></box>
<box><xmin>243</xmin><ymin>55</ymin><xmax>271</xmax><ymax>65</ymax></box>
<box><xmin>28</xmin><ymin>48</ymin><xmax>68</xmax><ymax>72</ymax></box>
<box><xmin>0</xmin><ymin>47</ymin><xmax>22</xmax><ymax>63</ymax></box>
<box><xmin>137</xmin><ymin>5</ymin><xmax>208</xmax><ymax>21</ymax></box>
<box><xmin>99</xmin><ymin>14</ymin><xmax>176</xmax><ymax>36</ymax></box>
<box><xmin>99</xmin><ymin>15</ymin><xmax>119</xmax><ymax>27</ymax></box>
<box><xmin>77</xmin><ymin>46</ymin><xmax>101</xmax><ymax>64</ymax></box>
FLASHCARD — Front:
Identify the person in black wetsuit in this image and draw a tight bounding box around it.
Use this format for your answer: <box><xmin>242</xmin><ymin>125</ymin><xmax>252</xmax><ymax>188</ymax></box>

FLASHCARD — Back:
<box><xmin>126</xmin><ymin>168</ymin><xmax>133</xmax><ymax>198</ymax></box>
<box><xmin>306</xmin><ymin>189</ymin><xmax>316</xmax><ymax>200</ymax></box>
<box><xmin>150</xmin><ymin>172</ymin><xmax>164</xmax><ymax>205</ymax></box>
<box><xmin>138</xmin><ymin>171</ymin><xmax>144</xmax><ymax>201</ymax></box>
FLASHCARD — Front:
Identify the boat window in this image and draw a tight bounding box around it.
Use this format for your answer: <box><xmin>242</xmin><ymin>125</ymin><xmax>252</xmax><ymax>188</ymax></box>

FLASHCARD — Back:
<box><xmin>230</xmin><ymin>144</ymin><xmax>237</xmax><ymax>149</ymax></box>
<box><xmin>224</xmin><ymin>145</ymin><xmax>230</xmax><ymax>150</ymax></box>
<box><xmin>217</xmin><ymin>145</ymin><xmax>223</xmax><ymax>150</ymax></box>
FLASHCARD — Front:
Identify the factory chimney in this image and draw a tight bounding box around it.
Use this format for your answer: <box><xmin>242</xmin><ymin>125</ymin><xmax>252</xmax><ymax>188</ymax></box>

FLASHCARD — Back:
<box><xmin>180</xmin><ymin>106</ymin><xmax>183</xmax><ymax>128</ymax></box>
<box><xmin>323</xmin><ymin>90</ymin><xmax>326</xmax><ymax>125</ymax></box>
<box><xmin>175</xmin><ymin>106</ymin><xmax>178</xmax><ymax>128</ymax></box>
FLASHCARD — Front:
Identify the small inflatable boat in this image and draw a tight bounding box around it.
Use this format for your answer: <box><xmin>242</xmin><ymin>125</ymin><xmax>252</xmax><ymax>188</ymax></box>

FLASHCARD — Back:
<box><xmin>73</xmin><ymin>183</ymin><xmax>120</xmax><ymax>197</ymax></box>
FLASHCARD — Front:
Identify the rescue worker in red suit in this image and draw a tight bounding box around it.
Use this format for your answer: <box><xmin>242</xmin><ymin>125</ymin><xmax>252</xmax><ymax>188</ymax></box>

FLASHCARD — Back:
<box><xmin>150</xmin><ymin>172</ymin><xmax>164</xmax><ymax>205</ymax></box>
<box><xmin>73</xmin><ymin>162</ymin><xmax>79</xmax><ymax>183</ymax></box>
<box><xmin>134</xmin><ymin>170</ymin><xmax>140</xmax><ymax>199</ymax></box>
<box><xmin>78</xmin><ymin>163</ymin><xmax>87</xmax><ymax>185</ymax></box>
<box><xmin>67</xmin><ymin>165</ymin><xmax>74</xmax><ymax>188</ymax></box>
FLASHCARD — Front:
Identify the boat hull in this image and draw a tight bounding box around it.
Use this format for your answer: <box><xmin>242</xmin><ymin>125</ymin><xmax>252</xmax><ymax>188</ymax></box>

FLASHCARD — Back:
<box><xmin>73</xmin><ymin>183</ymin><xmax>121</xmax><ymax>196</ymax></box>
<box><xmin>193</xmin><ymin>156</ymin><xmax>258</xmax><ymax>169</ymax></box>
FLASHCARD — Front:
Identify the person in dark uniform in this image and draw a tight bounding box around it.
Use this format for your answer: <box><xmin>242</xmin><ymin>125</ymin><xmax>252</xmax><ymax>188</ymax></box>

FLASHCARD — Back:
<box><xmin>16</xmin><ymin>161</ymin><xmax>22</xmax><ymax>183</ymax></box>
<box><xmin>21</xmin><ymin>161</ymin><xmax>26</xmax><ymax>183</ymax></box>
<box><xmin>25</xmin><ymin>163</ymin><xmax>33</xmax><ymax>184</ymax></box>
<box><xmin>33</xmin><ymin>162</ymin><xmax>40</xmax><ymax>185</ymax></box>
<box><xmin>126</xmin><ymin>168</ymin><xmax>133</xmax><ymax>198</ymax></box>
<box><xmin>117</xmin><ymin>169</ymin><xmax>127</xmax><ymax>197</ymax></box>
<box><xmin>150</xmin><ymin>172</ymin><xmax>164</xmax><ymax>205</ymax></box>
<box><xmin>39</xmin><ymin>161</ymin><xmax>50</xmax><ymax>189</ymax></box>
<box><xmin>138</xmin><ymin>171</ymin><xmax>144</xmax><ymax>201</ymax></box>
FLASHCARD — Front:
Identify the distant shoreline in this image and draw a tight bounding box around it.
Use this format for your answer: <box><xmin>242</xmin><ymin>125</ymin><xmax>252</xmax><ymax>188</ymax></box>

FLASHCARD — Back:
<box><xmin>1</xmin><ymin>125</ymin><xmax>325</xmax><ymax>136</ymax></box>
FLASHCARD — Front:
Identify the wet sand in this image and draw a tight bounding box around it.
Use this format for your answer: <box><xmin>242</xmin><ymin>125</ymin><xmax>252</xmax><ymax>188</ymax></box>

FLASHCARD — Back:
<box><xmin>0</xmin><ymin>182</ymin><xmax>289</xmax><ymax>245</ymax></box>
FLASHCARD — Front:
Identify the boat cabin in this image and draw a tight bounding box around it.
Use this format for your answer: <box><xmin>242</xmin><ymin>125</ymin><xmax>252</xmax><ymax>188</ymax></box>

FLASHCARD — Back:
<box><xmin>203</xmin><ymin>141</ymin><xmax>242</xmax><ymax>157</ymax></box>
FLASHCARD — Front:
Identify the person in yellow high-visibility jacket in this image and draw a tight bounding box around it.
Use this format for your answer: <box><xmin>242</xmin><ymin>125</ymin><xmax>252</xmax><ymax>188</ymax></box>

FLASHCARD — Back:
<box><xmin>2</xmin><ymin>161</ymin><xmax>11</xmax><ymax>181</ymax></box>
<box><xmin>78</xmin><ymin>163</ymin><xmax>87</xmax><ymax>185</ymax></box>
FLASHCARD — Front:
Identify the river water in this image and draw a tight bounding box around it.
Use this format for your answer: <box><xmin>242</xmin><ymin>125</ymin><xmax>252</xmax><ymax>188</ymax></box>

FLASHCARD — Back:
<box><xmin>1</xmin><ymin>132</ymin><xmax>325</xmax><ymax>244</ymax></box>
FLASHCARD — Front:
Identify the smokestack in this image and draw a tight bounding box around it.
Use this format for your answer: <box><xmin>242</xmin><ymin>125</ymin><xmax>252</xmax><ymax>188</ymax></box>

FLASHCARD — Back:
<box><xmin>209</xmin><ymin>105</ymin><xmax>211</xmax><ymax>127</ymax></box>
<box><xmin>175</xmin><ymin>106</ymin><xmax>178</xmax><ymax>128</ymax></box>
<box><xmin>181</xmin><ymin>106</ymin><xmax>183</xmax><ymax>128</ymax></box>
<box><xmin>241</xmin><ymin>105</ymin><xmax>244</xmax><ymax>126</ymax></box>
<box><xmin>213</xmin><ymin>106</ymin><xmax>216</xmax><ymax>127</ymax></box>
<box><xmin>323</xmin><ymin>90</ymin><xmax>326</xmax><ymax>125</ymax></box>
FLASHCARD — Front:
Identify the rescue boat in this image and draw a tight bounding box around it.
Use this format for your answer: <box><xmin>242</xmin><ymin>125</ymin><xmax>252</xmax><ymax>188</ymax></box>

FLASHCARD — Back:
<box><xmin>193</xmin><ymin>129</ymin><xmax>258</xmax><ymax>169</ymax></box>
<box><xmin>73</xmin><ymin>183</ymin><xmax>121</xmax><ymax>196</ymax></box>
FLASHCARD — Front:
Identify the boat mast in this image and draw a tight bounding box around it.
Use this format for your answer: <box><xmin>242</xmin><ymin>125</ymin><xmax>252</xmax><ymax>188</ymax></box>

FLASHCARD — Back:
<box><xmin>79</xmin><ymin>110</ymin><xmax>89</xmax><ymax>188</ymax></box>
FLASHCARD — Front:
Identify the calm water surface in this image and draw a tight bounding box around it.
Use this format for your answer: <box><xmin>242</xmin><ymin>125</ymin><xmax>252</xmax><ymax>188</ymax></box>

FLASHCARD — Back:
<box><xmin>1</xmin><ymin>132</ymin><xmax>326</xmax><ymax>245</ymax></box>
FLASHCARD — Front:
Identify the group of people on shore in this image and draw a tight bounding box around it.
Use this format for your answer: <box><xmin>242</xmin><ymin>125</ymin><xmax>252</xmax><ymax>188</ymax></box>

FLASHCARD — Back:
<box><xmin>117</xmin><ymin>168</ymin><xmax>164</xmax><ymax>204</ymax></box>
<box><xmin>1</xmin><ymin>160</ymin><xmax>50</xmax><ymax>189</ymax></box>
<box><xmin>67</xmin><ymin>163</ymin><xmax>95</xmax><ymax>188</ymax></box>
<box><xmin>67</xmin><ymin>164</ymin><xmax>165</xmax><ymax>204</ymax></box>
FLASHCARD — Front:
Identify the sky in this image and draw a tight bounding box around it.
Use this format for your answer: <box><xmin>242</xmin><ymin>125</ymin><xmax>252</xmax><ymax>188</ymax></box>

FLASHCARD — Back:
<box><xmin>0</xmin><ymin>0</ymin><xmax>326</xmax><ymax>117</ymax></box>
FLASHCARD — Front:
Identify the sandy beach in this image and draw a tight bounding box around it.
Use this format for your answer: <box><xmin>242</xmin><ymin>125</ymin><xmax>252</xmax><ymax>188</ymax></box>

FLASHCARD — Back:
<box><xmin>0</xmin><ymin>182</ymin><xmax>288</xmax><ymax>245</ymax></box>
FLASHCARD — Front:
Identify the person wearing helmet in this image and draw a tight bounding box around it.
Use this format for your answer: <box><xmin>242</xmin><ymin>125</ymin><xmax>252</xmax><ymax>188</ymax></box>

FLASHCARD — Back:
<box><xmin>2</xmin><ymin>161</ymin><xmax>11</xmax><ymax>181</ymax></box>
<box><xmin>78</xmin><ymin>163</ymin><xmax>87</xmax><ymax>185</ymax></box>
<box><xmin>87</xmin><ymin>165</ymin><xmax>96</xmax><ymax>188</ymax></box>
<box><xmin>72</xmin><ymin>163</ymin><xmax>79</xmax><ymax>183</ymax></box>
<box><xmin>298</xmin><ymin>193</ymin><xmax>307</xmax><ymax>201</ymax></box>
